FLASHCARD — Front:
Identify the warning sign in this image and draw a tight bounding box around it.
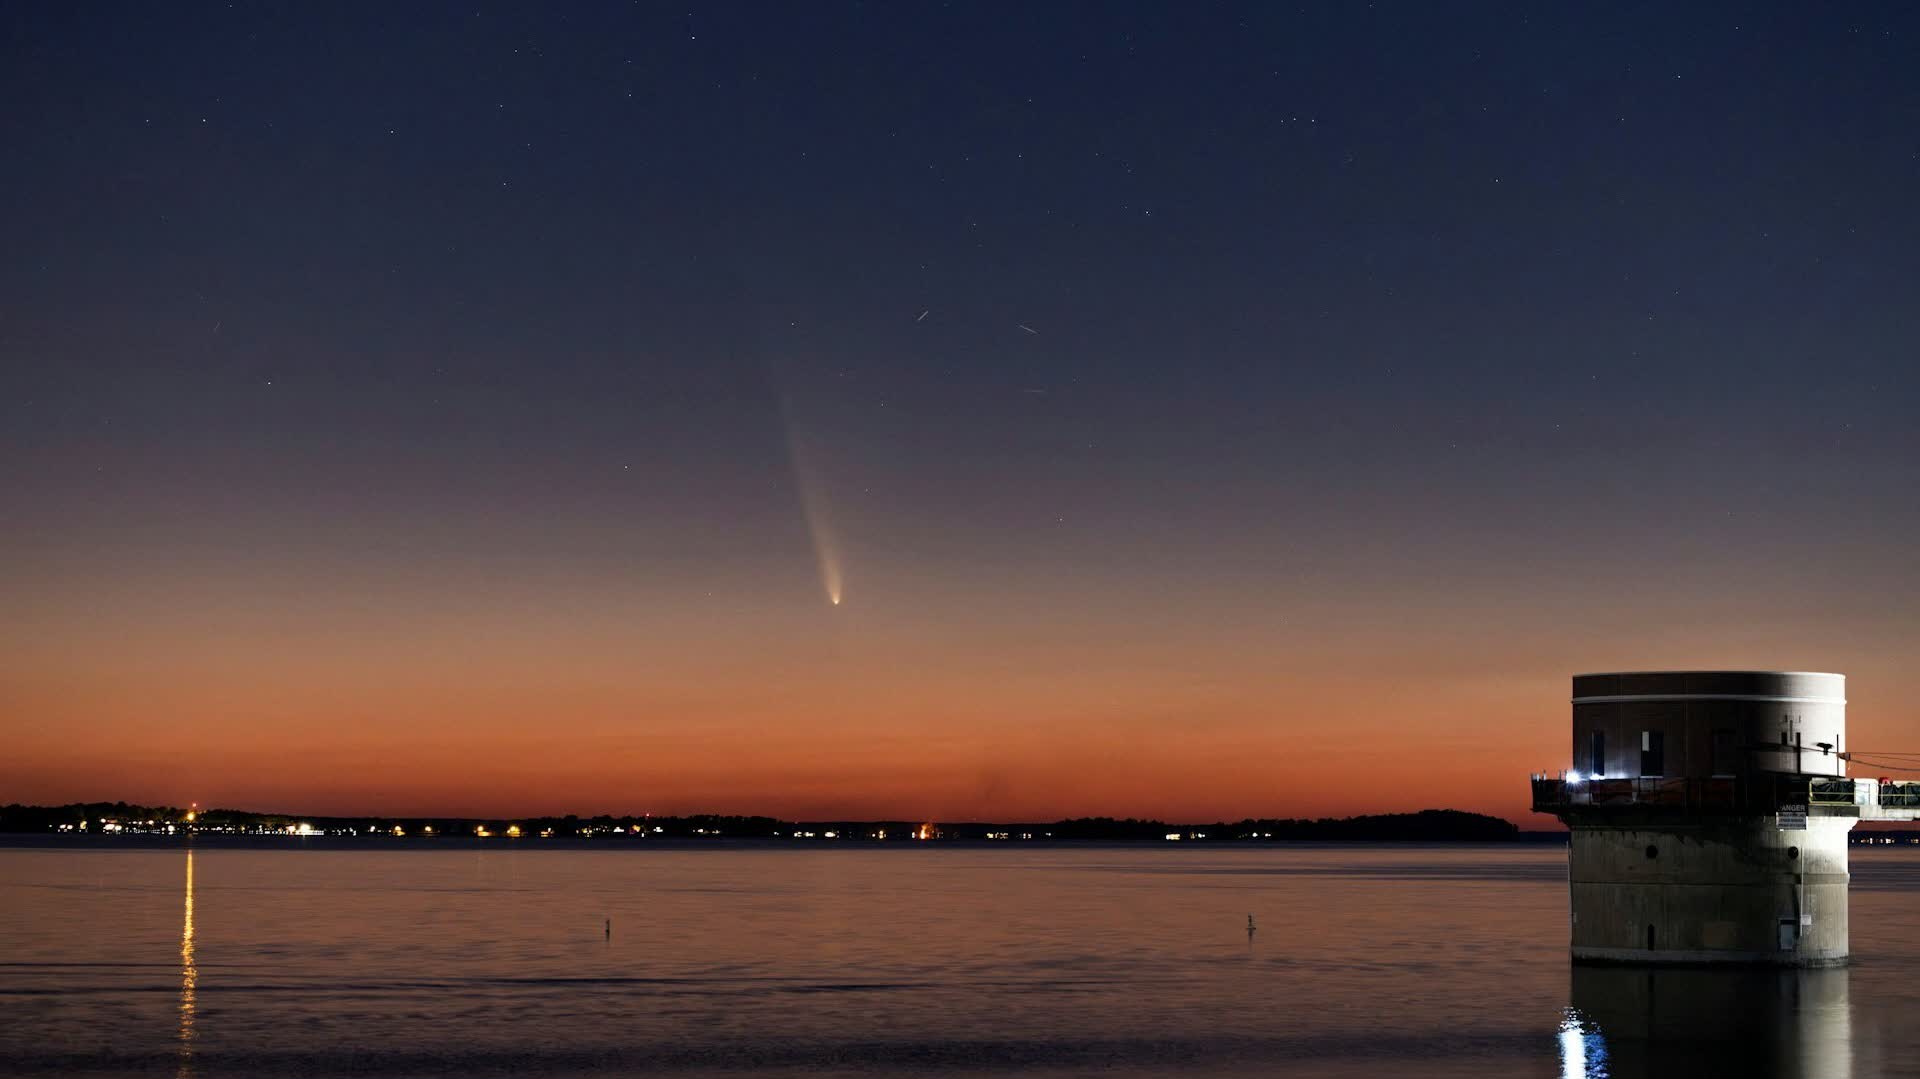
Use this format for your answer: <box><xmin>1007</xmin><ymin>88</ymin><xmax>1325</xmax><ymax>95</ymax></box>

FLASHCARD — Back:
<box><xmin>1779</xmin><ymin>806</ymin><xmax>1808</xmax><ymax>830</ymax></box>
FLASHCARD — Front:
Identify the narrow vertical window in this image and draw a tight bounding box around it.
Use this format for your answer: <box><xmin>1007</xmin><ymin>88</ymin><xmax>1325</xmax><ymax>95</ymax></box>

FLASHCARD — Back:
<box><xmin>1590</xmin><ymin>730</ymin><xmax>1605</xmax><ymax>777</ymax></box>
<box><xmin>1641</xmin><ymin>730</ymin><xmax>1665</xmax><ymax>777</ymax></box>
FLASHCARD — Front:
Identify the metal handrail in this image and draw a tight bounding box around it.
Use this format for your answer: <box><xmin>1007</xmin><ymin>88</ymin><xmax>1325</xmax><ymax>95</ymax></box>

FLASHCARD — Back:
<box><xmin>1881</xmin><ymin>782</ymin><xmax>1920</xmax><ymax>808</ymax></box>
<box><xmin>1531</xmin><ymin>774</ymin><xmax>1857</xmax><ymax>813</ymax></box>
<box><xmin>1530</xmin><ymin>775</ymin><xmax>1743</xmax><ymax>810</ymax></box>
<box><xmin>1809</xmin><ymin>779</ymin><xmax>1856</xmax><ymax>806</ymax></box>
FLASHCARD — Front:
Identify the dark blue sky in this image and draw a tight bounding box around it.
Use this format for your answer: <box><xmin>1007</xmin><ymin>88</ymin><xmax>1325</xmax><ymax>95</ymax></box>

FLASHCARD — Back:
<box><xmin>5</xmin><ymin>3</ymin><xmax>1919</xmax><ymax>818</ymax></box>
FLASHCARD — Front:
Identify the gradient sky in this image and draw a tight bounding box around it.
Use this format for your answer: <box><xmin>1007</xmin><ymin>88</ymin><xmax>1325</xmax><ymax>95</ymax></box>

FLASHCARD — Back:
<box><xmin>4</xmin><ymin>3</ymin><xmax>1919</xmax><ymax>824</ymax></box>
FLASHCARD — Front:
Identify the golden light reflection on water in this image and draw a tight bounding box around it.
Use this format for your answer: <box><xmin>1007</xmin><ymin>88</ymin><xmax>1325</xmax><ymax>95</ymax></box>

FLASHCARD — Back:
<box><xmin>177</xmin><ymin>848</ymin><xmax>196</xmax><ymax>1077</ymax></box>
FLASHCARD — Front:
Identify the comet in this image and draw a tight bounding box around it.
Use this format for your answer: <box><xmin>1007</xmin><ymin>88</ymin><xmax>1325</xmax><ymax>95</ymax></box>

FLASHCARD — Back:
<box><xmin>779</xmin><ymin>394</ymin><xmax>844</xmax><ymax>607</ymax></box>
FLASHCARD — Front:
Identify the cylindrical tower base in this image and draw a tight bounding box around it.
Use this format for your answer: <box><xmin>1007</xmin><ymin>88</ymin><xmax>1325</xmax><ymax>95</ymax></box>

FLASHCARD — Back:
<box><xmin>1567</xmin><ymin>816</ymin><xmax>1854</xmax><ymax>966</ymax></box>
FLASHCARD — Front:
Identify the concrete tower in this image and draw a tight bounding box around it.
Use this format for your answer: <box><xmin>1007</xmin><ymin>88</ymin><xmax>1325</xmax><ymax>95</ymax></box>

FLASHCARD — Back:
<box><xmin>1533</xmin><ymin>671</ymin><xmax>1919</xmax><ymax>966</ymax></box>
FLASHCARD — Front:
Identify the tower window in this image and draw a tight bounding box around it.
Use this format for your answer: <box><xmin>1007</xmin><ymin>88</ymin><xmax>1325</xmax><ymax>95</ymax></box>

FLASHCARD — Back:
<box><xmin>1641</xmin><ymin>730</ymin><xmax>1665</xmax><ymax>777</ymax></box>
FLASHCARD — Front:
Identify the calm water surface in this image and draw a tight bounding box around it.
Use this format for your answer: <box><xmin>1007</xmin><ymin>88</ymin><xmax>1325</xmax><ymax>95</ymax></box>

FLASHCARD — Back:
<box><xmin>5</xmin><ymin>841</ymin><xmax>1919</xmax><ymax>1077</ymax></box>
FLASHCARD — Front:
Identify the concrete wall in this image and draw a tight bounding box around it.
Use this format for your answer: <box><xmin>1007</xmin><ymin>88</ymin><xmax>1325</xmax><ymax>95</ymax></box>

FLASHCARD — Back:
<box><xmin>1567</xmin><ymin>817</ymin><xmax>1854</xmax><ymax>965</ymax></box>
<box><xmin>1571</xmin><ymin>671</ymin><xmax>1846</xmax><ymax>780</ymax></box>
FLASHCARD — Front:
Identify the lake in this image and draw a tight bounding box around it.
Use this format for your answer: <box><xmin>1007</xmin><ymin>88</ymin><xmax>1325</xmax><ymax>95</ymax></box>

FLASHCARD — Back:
<box><xmin>5</xmin><ymin>840</ymin><xmax>1918</xmax><ymax>1076</ymax></box>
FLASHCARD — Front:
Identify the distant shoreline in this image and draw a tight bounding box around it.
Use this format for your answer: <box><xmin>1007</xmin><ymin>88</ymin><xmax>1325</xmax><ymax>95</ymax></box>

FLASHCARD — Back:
<box><xmin>2</xmin><ymin>803</ymin><xmax>1527</xmax><ymax>843</ymax></box>
<box><xmin>0</xmin><ymin>833</ymin><xmax>1571</xmax><ymax>850</ymax></box>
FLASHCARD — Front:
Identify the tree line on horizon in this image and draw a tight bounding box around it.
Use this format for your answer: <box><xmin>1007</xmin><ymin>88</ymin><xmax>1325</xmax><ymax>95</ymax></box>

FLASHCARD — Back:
<box><xmin>0</xmin><ymin>802</ymin><xmax>1523</xmax><ymax>841</ymax></box>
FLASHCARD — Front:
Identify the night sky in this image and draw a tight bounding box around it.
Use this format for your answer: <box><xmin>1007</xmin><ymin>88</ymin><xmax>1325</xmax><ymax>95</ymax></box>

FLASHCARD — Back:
<box><xmin>5</xmin><ymin>3</ymin><xmax>1919</xmax><ymax>823</ymax></box>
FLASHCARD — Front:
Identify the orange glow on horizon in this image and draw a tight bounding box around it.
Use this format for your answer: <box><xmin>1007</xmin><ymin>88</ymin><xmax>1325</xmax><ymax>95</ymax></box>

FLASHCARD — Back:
<box><xmin>5</xmin><ymin>558</ymin><xmax>1911</xmax><ymax>828</ymax></box>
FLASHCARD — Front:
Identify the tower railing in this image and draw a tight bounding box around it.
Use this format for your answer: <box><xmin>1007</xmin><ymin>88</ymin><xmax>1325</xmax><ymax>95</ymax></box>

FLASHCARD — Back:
<box><xmin>1878</xmin><ymin>782</ymin><xmax>1920</xmax><ymax>809</ymax></box>
<box><xmin>1809</xmin><ymin>779</ymin><xmax>1855</xmax><ymax>806</ymax></box>
<box><xmin>1531</xmin><ymin>775</ymin><xmax>1741</xmax><ymax>811</ymax></box>
<box><xmin>1533</xmin><ymin>773</ymin><xmax>1920</xmax><ymax>817</ymax></box>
